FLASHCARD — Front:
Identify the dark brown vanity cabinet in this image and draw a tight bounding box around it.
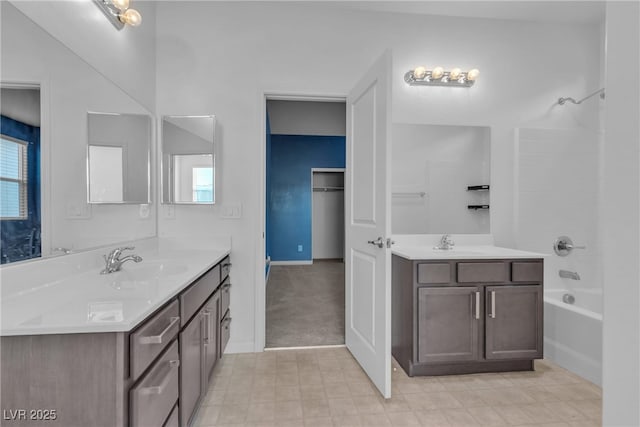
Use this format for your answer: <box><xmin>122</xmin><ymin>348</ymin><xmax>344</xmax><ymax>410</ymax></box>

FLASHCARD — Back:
<box><xmin>393</xmin><ymin>256</ymin><xmax>543</xmax><ymax>377</ymax></box>
<box><xmin>417</xmin><ymin>286</ymin><xmax>481</xmax><ymax>364</ymax></box>
<box><xmin>485</xmin><ymin>285</ymin><xmax>543</xmax><ymax>360</ymax></box>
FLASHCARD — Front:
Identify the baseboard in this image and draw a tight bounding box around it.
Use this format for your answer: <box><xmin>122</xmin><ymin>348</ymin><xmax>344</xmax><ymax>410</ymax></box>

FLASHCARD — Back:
<box><xmin>270</xmin><ymin>260</ymin><xmax>313</xmax><ymax>266</ymax></box>
<box><xmin>224</xmin><ymin>340</ymin><xmax>256</xmax><ymax>354</ymax></box>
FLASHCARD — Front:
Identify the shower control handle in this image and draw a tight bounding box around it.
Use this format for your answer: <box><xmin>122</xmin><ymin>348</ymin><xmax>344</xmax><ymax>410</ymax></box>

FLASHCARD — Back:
<box><xmin>554</xmin><ymin>236</ymin><xmax>586</xmax><ymax>256</ymax></box>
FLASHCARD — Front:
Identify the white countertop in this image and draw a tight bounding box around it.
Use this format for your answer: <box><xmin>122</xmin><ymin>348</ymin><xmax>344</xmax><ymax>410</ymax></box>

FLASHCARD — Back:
<box><xmin>392</xmin><ymin>245</ymin><xmax>547</xmax><ymax>260</ymax></box>
<box><xmin>0</xmin><ymin>238</ymin><xmax>230</xmax><ymax>336</ymax></box>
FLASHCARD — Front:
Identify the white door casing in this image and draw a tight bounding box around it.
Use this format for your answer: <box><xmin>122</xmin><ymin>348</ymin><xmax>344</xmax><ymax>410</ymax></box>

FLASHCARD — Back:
<box><xmin>345</xmin><ymin>51</ymin><xmax>392</xmax><ymax>398</ymax></box>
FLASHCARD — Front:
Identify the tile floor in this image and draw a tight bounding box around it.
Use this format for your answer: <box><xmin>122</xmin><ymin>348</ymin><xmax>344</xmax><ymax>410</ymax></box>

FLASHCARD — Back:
<box><xmin>266</xmin><ymin>261</ymin><xmax>345</xmax><ymax>348</ymax></box>
<box><xmin>195</xmin><ymin>347</ymin><xmax>602</xmax><ymax>427</ymax></box>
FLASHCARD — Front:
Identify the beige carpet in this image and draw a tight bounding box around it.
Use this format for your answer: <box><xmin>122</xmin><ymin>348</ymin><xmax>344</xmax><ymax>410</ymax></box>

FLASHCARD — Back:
<box><xmin>266</xmin><ymin>260</ymin><xmax>345</xmax><ymax>348</ymax></box>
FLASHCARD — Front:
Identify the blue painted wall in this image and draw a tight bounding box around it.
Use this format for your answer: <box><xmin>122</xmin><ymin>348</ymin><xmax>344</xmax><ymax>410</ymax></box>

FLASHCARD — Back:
<box><xmin>267</xmin><ymin>135</ymin><xmax>345</xmax><ymax>261</ymax></box>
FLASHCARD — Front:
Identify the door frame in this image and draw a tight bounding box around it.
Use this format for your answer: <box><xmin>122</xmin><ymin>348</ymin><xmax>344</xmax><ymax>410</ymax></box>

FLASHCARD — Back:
<box><xmin>310</xmin><ymin>167</ymin><xmax>345</xmax><ymax>261</ymax></box>
<box><xmin>256</xmin><ymin>92</ymin><xmax>347</xmax><ymax>352</ymax></box>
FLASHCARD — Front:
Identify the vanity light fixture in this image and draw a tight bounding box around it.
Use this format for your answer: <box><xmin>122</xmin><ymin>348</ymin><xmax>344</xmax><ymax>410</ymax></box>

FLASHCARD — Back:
<box><xmin>405</xmin><ymin>66</ymin><xmax>479</xmax><ymax>87</ymax></box>
<box><xmin>93</xmin><ymin>0</ymin><xmax>142</xmax><ymax>30</ymax></box>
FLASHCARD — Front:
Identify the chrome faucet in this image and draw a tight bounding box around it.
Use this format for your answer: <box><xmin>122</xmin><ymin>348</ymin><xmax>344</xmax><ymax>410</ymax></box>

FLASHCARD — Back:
<box><xmin>436</xmin><ymin>234</ymin><xmax>455</xmax><ymax>250</ymax></box>
<box><xmin>101</xmin><ymin>246</ymin><xmax>143</xmax><ymax>274</ymax></box>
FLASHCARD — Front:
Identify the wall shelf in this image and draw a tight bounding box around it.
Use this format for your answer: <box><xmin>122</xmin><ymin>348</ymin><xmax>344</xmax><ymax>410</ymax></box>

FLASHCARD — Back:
<box><xmin>467</xmin><ymin>185</ymin><xmax>490</xmax><ymax>191</ymax></box>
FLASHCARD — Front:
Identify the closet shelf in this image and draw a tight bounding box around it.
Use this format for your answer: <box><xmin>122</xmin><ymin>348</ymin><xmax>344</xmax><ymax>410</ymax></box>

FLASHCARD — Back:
<box><xmin>313</xmin><ymin>186</ymin><xmax>344</xmax><ymax>192</ymax></box>
<box><xmin>467</xmin><ymin>185</ymin><xmax>490</xmax><ymax>191</ymax></box>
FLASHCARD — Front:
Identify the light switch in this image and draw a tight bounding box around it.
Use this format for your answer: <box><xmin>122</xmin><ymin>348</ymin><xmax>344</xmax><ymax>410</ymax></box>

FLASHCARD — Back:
<box><xmin>66</xmin><ymin>202</ymin><xmax>91</xmax><ymax>219</ymax></box>
<box><xmin>221</xmin><ymin>203</ymin><xmax>242</xmax><ymax>219</ymax></box>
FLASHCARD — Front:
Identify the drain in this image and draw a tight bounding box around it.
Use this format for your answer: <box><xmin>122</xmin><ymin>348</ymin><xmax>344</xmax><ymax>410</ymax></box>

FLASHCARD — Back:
<box><xmin>562</xmin><ymin>293</ymin><xmax>575</xmax><ymax>304</ymax></box>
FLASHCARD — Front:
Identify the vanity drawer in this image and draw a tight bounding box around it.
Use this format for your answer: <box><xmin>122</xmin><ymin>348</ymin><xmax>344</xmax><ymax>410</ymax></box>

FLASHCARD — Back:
<box><xmin>181</xmin><ymin>264</ymin><xmax>220</xmax><ymax>326</ymax></box>
<box><xmin>418</xmin><ymin>263</ymin><xmax>451</xmax><ymax>284</ymax></box>
<box><xmin>457</xmin><ymin>262</ymin><xmax>507</xmax><ymax>283</ymax></box>
<box><xmin>220</xmin><ymin>313</ymin><xmax>231</xmax><ymax>357</ymax></box>
<box><xmin>220</xmin><ymin>277</ymin><xmax>231</xmax><ymax>316</ymax></box>
<box><xmin>220</xmin><ymin>256</ymin><xmax>231</xmax><ymax>280</ymax></box>
<box><xmin>512</xmin><ymin>261</ymin><xmax>543</xmax><ymax>282</ymax></box>
<box><xmin>130</xmin><ymin>341</ymin><xmax>179</xmax><ymax>427</ymax></box>
<box><xmin>130</xmin><ymin>299</ymin><xmax>180</xmax><ymax>381</ymax></box>
<box><xmin>417</xmin><ymin>263</ymin><xmax>451</xmax><ymax>284</ymax></box>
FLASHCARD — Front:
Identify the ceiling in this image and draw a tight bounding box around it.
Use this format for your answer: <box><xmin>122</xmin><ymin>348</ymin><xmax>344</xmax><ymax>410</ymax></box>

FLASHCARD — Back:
<box><xmin>319</xmin><ymin>1</ymin><xmax>606</xmax><ymax>24</ymax></box>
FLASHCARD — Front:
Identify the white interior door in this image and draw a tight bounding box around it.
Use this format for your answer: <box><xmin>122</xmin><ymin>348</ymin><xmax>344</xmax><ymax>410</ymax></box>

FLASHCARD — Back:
<box><xmin>345</xmin><ymin>51</ymin><xmax>392</xmax><ymax>398</ymax></box>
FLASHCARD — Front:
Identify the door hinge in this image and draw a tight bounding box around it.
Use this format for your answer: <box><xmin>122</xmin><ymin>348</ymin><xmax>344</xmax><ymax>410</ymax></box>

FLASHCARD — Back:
<box><xmin>386</xmin><ymin>238</ymin><xmax>395</xmax><ymax>248</ymax></box>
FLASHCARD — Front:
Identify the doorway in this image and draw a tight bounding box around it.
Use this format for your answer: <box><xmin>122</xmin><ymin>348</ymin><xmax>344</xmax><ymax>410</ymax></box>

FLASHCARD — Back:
<box><xmin>265</xmin><ymin>98</ymin><xmax>347</xmax><ymax>348</ymax></box>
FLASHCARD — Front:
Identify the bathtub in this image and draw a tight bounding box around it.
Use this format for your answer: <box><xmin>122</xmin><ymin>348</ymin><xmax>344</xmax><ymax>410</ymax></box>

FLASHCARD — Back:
<box><xmin>544</xmin><ymin>289</ymin><xmax>602</xmax><ymax>385</ymax></box>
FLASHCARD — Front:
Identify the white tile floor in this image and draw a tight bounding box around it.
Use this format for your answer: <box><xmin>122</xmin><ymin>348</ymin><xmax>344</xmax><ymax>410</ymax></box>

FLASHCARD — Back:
<box><xmin>195</xmin><ymin>347</ymin><xmax>602</xmax><ymax>427</ymax></box>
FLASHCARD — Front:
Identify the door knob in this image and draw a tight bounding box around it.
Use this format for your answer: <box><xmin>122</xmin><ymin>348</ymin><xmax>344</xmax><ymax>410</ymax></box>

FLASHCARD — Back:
<box><xmin>367</xmin><ymin>237</ymin><xmax>385</xmax><ymax>248</ymax></box>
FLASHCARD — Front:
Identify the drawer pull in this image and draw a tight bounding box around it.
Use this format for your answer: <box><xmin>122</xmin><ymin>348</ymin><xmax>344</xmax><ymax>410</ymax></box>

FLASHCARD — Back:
<box><xmin>490</xmin><ymin>291</ymin><xmax>496</xmax><ymax>319</ymax></box>
<box><xmin>222</xmin><ymin>282</ymin><xmax>232</xmax><ymax>291</ymax></box>
<box><xmin>203</xmin><ymin>310</ymin><xmax>212</xmax><ymax>344</ymax></box>
<box><xmin>139</xmin><ymin>316</ymin><xmax>180</xmax><ymax>345</ymax></box>
<box><xmin>474</xmin><ymin>291</ymin><xmax>480</xmax><ymax>320</ymax></box>
<box><xmin>223</xmin><ymin>262</ymin><xmax>232</xmax><ymax>268</ymax></box>
<box><xmin>223</xmin><ymin>317</ymin><xmax>232</xmax><ymax>328</ymax></box>
<box><xmin>139</xmin><ymin>360</ymin><xmax>180</xmax><ymax>395</ymax></box>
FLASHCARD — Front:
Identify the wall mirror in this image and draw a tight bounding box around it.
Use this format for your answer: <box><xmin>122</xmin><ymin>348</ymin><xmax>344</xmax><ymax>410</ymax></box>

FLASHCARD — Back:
<box><xmin>87</xmin><ymin>112</ymin><xmax>151</xmax><ymax>204</ymax></box>
<box><xmin>0</xmin><ymin>2</ymin><xmax>156</xmax><ymax>263</ymax></box>
<box><xmin>391</xmin><ymin>123</ymin><xmax>491</xmax><ymax>235</ymax></box>
<box><xmin>162</xmin><ymin>115</ymin><xmax>216</xmax><ymax>204</ymax></box>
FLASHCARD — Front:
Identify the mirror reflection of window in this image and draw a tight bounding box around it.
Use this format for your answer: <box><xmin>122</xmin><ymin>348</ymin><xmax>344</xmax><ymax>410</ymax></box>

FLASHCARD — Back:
<box><xmin>172</xmin><ymin>154</ymin><xmax>214</xmax><ymax>203</ymax></box>
<box><xmin>193</xmin><ymin>166</ymin><xmax>213</xmax><ymax>202</ymax></box>
<box><xmin>0</xmin><ymin>136</ymin><xmax>28</xmax><ymax>218</ymax></box>
<box><xmin>88</xmin><ymin>145</ymin><xmax>124</xmax><ymax>202</ymax></box>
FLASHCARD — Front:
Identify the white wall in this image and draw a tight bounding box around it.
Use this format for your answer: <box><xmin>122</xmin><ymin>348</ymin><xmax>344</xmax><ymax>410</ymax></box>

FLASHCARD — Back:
<box><xmin>267</xmin><ymin>100</ymin><xmax>346</xmax><ymax>136</ymax></box>
<box><xmin>0</xmin><ymin>88</ymin><xmax>41</xmax><ymax>127</ymax></box>
<box><xmin>9</xmin><ymin>0</ymin><xmax>157</xmax><ymax>111</ymax></box>
<box><xmin>155</xmin><ymin>2</ymin><xmax>602</xmax><ymax>353</ymax></box>
<box><xmin>602</xmin><ymin>2</ymin><xmax>640</xmax><ymax>426</ymax></box>
<box><xmin>1</xmin><ymin>3</ymin><xmax>156</xmax><ymax>253</ymax></box>
<box><xmin>392</xmin><ymin>124</ymin><xmax>490</xmax><ymax>234</ymax></box>
<box><xmin>516</xmin><ymin>128</ymin><xmax>601</xmax><ymax>299</ymax></box>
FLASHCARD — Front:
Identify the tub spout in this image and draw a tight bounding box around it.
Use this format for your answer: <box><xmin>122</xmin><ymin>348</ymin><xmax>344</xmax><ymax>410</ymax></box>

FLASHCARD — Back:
<box><xmin>559</xmin><ymin>269</ymin><xmax>580</xmax><ymax>280</ymax></box>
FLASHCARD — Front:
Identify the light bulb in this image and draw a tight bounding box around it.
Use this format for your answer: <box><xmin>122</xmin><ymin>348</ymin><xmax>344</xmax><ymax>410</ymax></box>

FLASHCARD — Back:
<box><xmin>431</xmin><ymin>66</ymin><xmax>444</xmax><ymax>79</ymax></box>
<box><xmin>120</xmin><ymin>8</ymin><xmax>142</xmax><ymax>26</ymax></box>
<box><xmin>111</xmin><ymin>0</ymin><xmax>129</xmax><ymax>11</ymax></box>
<box><xmin>413</xmin><ymin>66</ymin><xmax>427</xmax><ymax>80</ymax></box>
<box><xmin>449</xmin><ymin>68</ymin><xmax>461</xmax><ymax>80</ymax></box>
<box><xmin>467</xmin><ymin>69</ymin><xmax>480</xmax><ymax>81</ymax></box>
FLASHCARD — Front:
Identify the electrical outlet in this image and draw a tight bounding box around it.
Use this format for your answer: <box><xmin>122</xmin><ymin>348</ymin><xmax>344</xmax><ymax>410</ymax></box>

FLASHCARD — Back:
<box><xmin>139</xmin><ymin>204</ymin><xmax>150</xmax><ymax>219</ymax></box>
<box><xmin>164</xmin><ymin>205</ymin><xmax>175</xmax><ymax>219</ymax></box>
<box><xmin>297</xmin><ymin>245</ymin><xmax>303</xmax><ymax>252</ymax></box>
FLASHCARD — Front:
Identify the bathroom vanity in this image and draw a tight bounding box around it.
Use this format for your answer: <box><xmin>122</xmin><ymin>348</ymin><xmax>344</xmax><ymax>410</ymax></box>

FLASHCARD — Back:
<box><xmin>392</xmin><ymin>244</ymin><xmax>544</xmax><ymax>377</ymax></box>
<box><xmin>0</xmin><ymin>241</ymin><xmax>231</xmax><ymax>427</ymax></box>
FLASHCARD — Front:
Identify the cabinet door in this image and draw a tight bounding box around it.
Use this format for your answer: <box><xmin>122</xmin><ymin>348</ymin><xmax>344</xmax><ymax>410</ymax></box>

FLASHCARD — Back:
<box><xmin>417</xmin><ymin>287</ymin><xmax>481</xmax><ymax>363</ymax></box>
<box><xmin>179</xmin><ymin>313</ymin><xmax>204</xmax><ymax>427</ymax></box>
<box><xmin>485</xmin><ymin>285</ymin><xmax>543</xmax><ymax>360</ymax></box>
<box><xmin>203</xmin><ymin>291</ymin><xmax>220</xmax><ymax>385</ymax></box>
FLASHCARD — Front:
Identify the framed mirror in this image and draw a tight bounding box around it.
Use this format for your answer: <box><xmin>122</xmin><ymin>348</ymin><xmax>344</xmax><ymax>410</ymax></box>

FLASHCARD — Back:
<box><xmin>161</xmin><ymin>115</ymin><xmax>216</xmax><ymax>204</ymax></box>
<box><xmin>87</xmin><ymin>112</ymin><xmax>151</xmax><ymax>204</ymax></box>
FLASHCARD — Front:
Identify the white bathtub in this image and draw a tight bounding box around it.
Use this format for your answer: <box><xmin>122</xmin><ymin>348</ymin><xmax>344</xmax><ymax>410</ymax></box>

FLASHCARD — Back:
<box><xmin>544</xmin><ymin>289</ymin><xmax>602</xmax><ymax>385</ymax></box>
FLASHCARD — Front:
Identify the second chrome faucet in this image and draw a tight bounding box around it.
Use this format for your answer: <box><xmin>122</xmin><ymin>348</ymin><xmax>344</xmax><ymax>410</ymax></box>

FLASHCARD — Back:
<box><xmin>101</xmin><ymin>246</ymin><xmax>143</xmax><ymax>274</ymax></box>
<box><xmin>435</xmin><ymin>234</ymin><xmax>455</xmax><ymax>250</ymax></box>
